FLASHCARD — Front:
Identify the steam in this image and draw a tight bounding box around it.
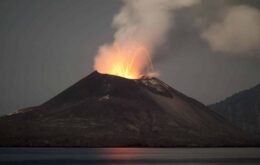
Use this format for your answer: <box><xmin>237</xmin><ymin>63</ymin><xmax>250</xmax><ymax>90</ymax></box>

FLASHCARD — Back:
<box><xmin>94</xmin><ymin>0</ymin><xmax>200</xmax><ymax>77</ymax></box>
<box><xmin>201</xmin><ymin>5</ymin><xmax>260</xmax><ymax>55</ymax></box>
<box><xmin>112</xmin><ymin>0</ymin><xmax>200</xmax><ymax>50</ymax></box>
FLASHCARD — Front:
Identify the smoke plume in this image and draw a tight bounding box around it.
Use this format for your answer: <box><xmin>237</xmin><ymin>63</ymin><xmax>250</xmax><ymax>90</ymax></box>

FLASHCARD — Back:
<box><xmin>94</xmin><ymin>0</ymin><xmax>200</xmax><ymax>78</ymax></box>
<box><xmin>201</xmin><ymin>5</ymin><xmax>260</xmax><ymax>55</ymax></box>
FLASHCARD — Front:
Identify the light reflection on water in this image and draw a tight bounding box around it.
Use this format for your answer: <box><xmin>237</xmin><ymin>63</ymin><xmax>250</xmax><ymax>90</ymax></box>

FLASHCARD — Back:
<box><xmin>0</xmin><ymin>147</ymin><xmax>260</xmax><ymax>165</ymax></box>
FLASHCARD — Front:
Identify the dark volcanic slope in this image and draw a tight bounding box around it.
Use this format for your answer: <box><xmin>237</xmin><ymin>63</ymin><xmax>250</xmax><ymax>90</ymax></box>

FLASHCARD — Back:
<box><xmin>210</xmin><ymin>84</ymin><xmax>260</xmax><ymax>139</ymax></box>
<box><xmin>0</xmin><ymin>71</ymin><xmax>252</xmax><ymax>147</ymax></box>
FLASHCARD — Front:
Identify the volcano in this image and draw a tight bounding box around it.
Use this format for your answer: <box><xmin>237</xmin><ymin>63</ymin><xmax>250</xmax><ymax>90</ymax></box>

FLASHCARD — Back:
<box><xmin>0</xmin><ymin>71</ymin><xmax>252</xmax><ymax>147</ymax></box>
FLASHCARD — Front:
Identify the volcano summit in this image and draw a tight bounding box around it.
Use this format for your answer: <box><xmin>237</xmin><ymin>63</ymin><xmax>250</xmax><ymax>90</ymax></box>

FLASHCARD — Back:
<box><xmin>0</xmin><ymin>71</ymin><xmax>251</xmax><ymax>147</ymax></box>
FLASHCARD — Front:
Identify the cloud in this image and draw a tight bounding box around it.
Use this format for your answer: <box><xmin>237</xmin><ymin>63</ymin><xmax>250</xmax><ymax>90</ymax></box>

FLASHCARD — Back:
<box><xmin>94</xmin><ymin>0</ymin><xmax>200</xmax><ymax>77</ymax></box>
<box><xmin>112</xmin><ymin>0</ymin><xmax>201</xmax><ymax>50</ymax></box>
<box><xmin>201</xmin><ymin>5</ymin><xmax>260</xmax><ymax>55</ymax></box>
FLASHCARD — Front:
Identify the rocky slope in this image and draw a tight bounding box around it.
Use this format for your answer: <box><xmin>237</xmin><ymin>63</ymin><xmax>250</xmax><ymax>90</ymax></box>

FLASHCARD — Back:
<box><xmin>0</xmin><ymin>71</ymin><xmax>252</xmax><ymax>147</ymax></box>
<box><xmin>210</xmin><ymin>84</ymin><xmax>260</xmax><ymax>139</ymax></box>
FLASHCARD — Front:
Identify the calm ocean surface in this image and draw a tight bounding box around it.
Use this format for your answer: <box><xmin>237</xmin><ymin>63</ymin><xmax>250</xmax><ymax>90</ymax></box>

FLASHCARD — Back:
<box><xmin>0</xmin><ymin>147</ymin><xmax>259</xmax><ymax>165</ymax></box>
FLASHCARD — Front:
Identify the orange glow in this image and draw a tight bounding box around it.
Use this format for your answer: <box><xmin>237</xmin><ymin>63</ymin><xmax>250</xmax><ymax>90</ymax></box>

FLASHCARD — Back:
<box><xmin>101</xmin><ymin>148</ymin><xmax>140</xmax><ymax>161</ymax></box>
<box><xmin>94</xmin><ymin>42</ymin><xmax>155</xmax><ymax>79</ymax></box>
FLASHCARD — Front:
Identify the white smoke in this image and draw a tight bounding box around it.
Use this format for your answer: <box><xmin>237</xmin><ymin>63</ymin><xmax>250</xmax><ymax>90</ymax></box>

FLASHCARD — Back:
<box><xmin>201</xmin><ymin>5</ymin><xmax>260</xmax><ymax>55</ymax></box>
<box><xmin>94</xmin><ymin>0</ymin><xmax>200</xmax><ymax>77</ymax></box>
<box><xmin>112</xmin><ymin>0</ymin><xmax>201</xmax><ymax>51</ymax></box>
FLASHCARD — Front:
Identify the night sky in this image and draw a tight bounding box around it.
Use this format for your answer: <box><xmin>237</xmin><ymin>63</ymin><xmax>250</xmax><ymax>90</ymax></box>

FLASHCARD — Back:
<box><xmin>1</xmin><ymin>0</ymin><xmax>260</xmax><ymax>115</ymax></box>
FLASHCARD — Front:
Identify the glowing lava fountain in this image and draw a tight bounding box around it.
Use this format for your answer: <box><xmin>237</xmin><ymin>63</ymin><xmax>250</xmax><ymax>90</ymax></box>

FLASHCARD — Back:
<box><xmin>94</xmin><ymin>42</ymin><xmax>157</xmax><ymax>79</ymax></box>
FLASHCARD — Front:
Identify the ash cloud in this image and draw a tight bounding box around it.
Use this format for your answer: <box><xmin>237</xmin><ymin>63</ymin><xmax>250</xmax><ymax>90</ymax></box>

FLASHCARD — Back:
<box><xmin>112</xmin><ymin>0</ymin><xmax>201</xmax><ymax>51</ymax></box>
<box><xmin>94</xmin><ymin>0</ymin><xmax>200</xmax><ymax>76</ymax></box>
<box><xmin>201</xmin><ymin>5</ymin><xmax>260</xmax><ymax>55</ymax></box>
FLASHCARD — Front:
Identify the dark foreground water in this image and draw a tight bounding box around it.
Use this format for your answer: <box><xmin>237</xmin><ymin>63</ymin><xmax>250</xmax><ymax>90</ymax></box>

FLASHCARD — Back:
<box><xmin>0</xmin><ymin>148</ymin><xmax>260</xmax><ymax>165</ymax></box>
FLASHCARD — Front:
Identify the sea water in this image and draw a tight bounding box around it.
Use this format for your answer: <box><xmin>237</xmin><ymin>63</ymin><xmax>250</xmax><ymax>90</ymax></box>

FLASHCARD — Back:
<box><xmin>0</xmin><ymin>147</ymin><xmax>260</xmax><ymax>164</ymax></box>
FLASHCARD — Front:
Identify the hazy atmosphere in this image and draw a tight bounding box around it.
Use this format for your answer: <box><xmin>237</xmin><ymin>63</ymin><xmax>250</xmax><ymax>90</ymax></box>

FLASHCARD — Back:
<box><xmin>1</xmin><ymin>0</ymin><xmax>260</xmax><ymax>116</ymax></box>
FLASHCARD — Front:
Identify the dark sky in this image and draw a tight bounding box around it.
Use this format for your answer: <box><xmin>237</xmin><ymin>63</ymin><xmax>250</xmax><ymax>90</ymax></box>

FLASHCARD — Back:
<box><xmin>0</xmin><ymin>0</ymin><xmax>260</xmax><ymax>115</ymax></box>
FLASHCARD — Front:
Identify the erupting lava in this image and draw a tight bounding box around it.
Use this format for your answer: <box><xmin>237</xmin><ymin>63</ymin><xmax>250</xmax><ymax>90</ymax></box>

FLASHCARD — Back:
<box><xmin>94</xmin><ymin>42</ymin><xmax>155</xmax><ymax>79</ymax></box>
